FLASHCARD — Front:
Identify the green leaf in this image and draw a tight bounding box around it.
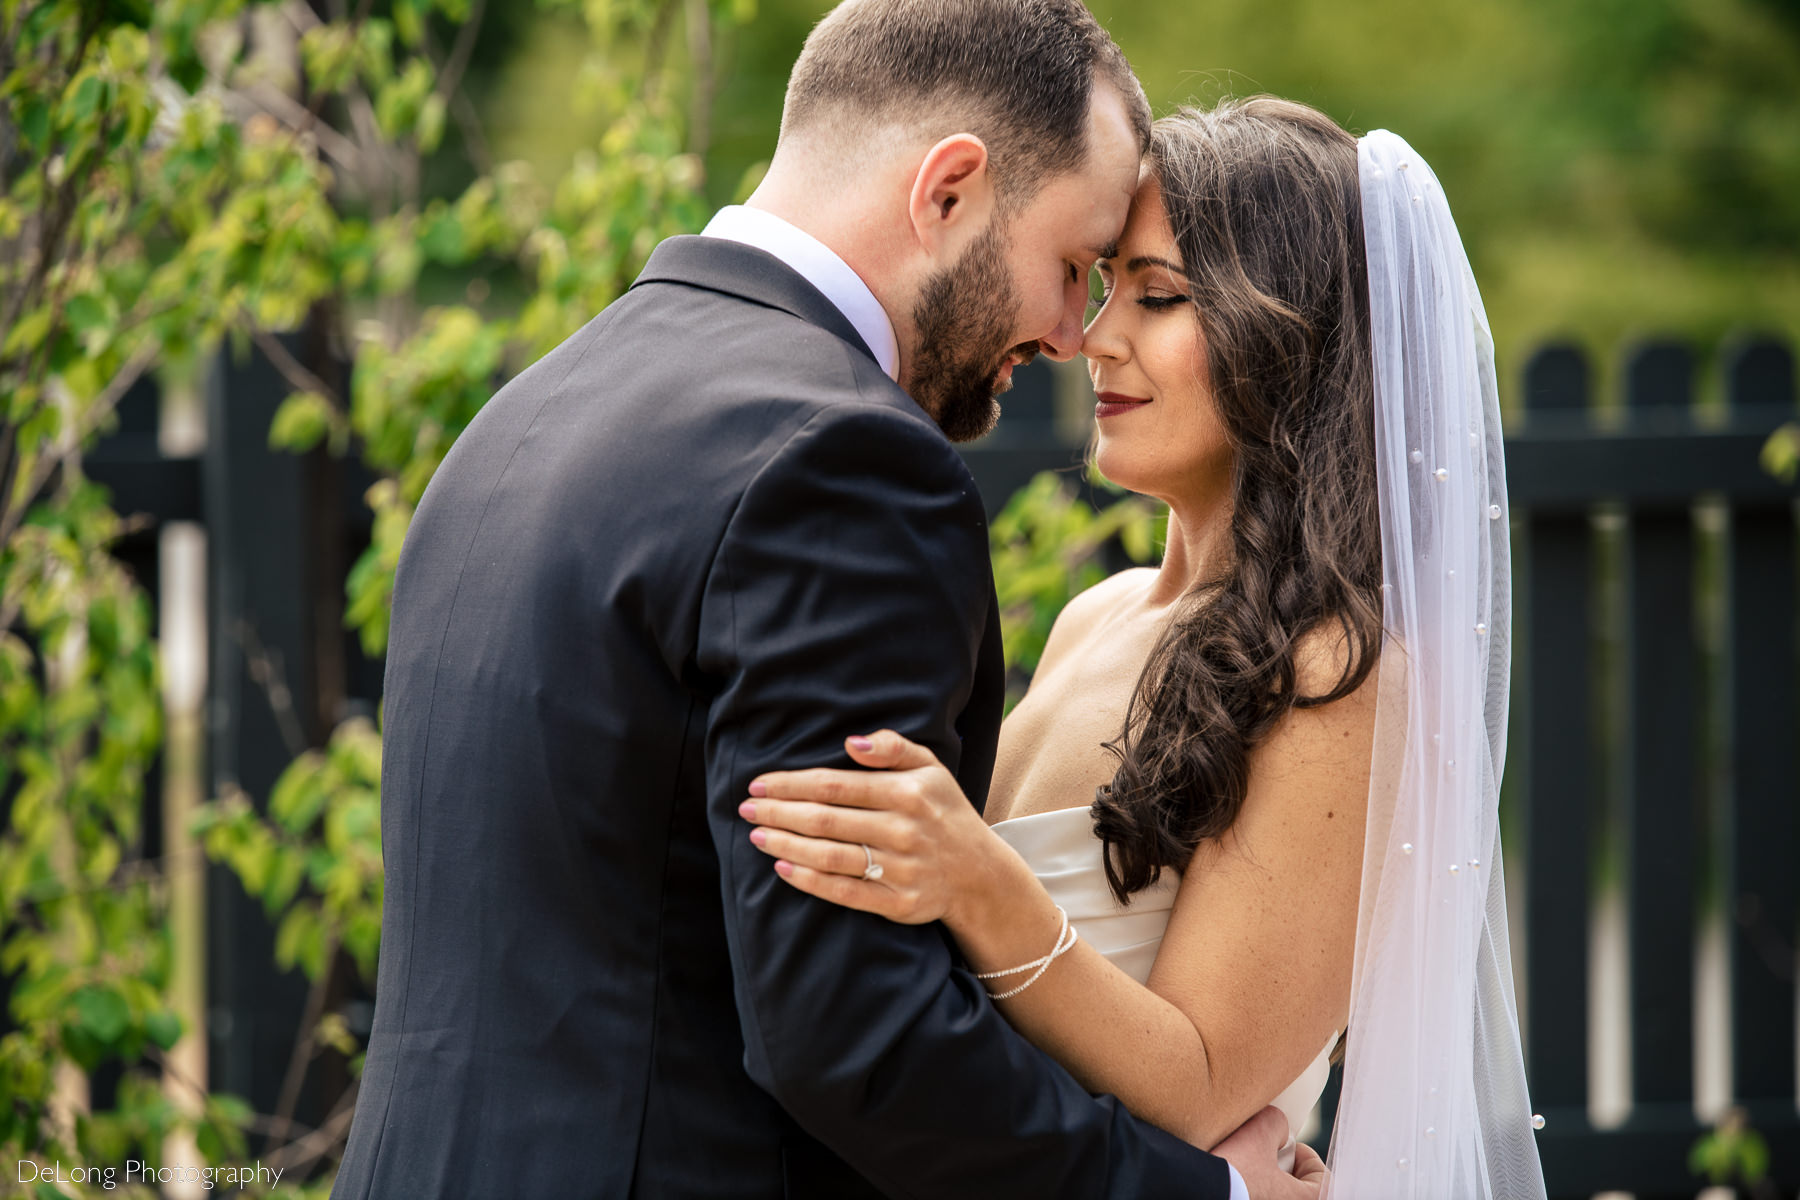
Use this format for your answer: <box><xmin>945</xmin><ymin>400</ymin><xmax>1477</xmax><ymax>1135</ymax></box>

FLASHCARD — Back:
<box><xmin>230</xmin><ymin>828</ymin><xmax>276</xmax><ymax>895</ymax></box>
<box><xmin>67</xmin><ymin>74</ymin><xmax>106</xmax><ymax>123</ymax></box>
<box><xmin>169</xmin><ymin>46</ymin><xmax>207</xmax><ymax>94</ymax></box>
<box><xmin>374</xmin><ymin>59</ymin><xmax>435</xmax><ymax>141</ymax></box>
<box><xmin>195</xmin><ymin>1121</ymin><xmax>226</xmax><ymax>1164</ymax></box>
<box><xmin>1741</xmin><ymin>1130</ymin><xmax>1770</xmax><ymax>1182</ymax></box>
<box><xmin>417</xmin><ymin>92</ymin><xmax>447</xmax><ymax>155</ymax></box>
<box><xmin>19</xmin><ymin>96</ymin><xmax>51</xmax><ymax>153</ymax></box>
<box><xmin>1761</xmin><ymin>423</ymin><xmax>1800</xmax><ymax>483</ymax></box>
<box><xmin>63</xmin><ymin>293</ymin><xmax>111</xmax><ymax>338</ymax></box>
<box><xmin>274</xmin><ymin>906</ymin><xmax>323</xmax><ymax>976</ymax></box>
<box><xmin>4</xmin><ymin>305</ymin><xmax>55</xmax><ymax>358</ymax></box>
<box><xmin>269</xmin><ymin>752</ymin><xmax>329</xmax><ymax>829</ymax></box>
<box><xmin>264</xmin><ymin>846</ymin><xmax>307</xmax><ymax>914</ymax></box>
<box><xmin>269</xmin><ymin>391</ymin><xmax>337</xmax><ymax>453</ymax></box>
<box><xmin>71</xmin><ymin>985</ymin><xmax>130</xmax><ymax>1045</ymax></box>
<box><xmin>355</xmin><ymin>19</ymin><xmax>397</xmax><ymax>89</ymax></box>
<box><xmin>300</xmin><ymin>24</ymin><xmax>359</xmax><ymax>96</ymax></box>
<box><xmin>419</xmin><ymin>208</ymin><xmax>467</xmax><ymax>263</ymax></box>
<box><xmin>145</xmin><ymin>1009</ymin><xmax>183</xmax><ymax>1050</ymax></box>
<box><xmin>393</xmin><ymin>0</ymin><xmax>426</xmax><ymax>46</ymax></box>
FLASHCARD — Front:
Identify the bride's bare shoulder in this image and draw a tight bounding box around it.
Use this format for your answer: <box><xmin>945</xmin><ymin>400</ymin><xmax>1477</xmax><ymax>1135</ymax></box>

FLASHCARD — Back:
<box><xmin>1033</xmin><ymin>567</ymin><xmax>1159</xmax><ymax>677</ymax></box>
<box><xmin>1292</xmin><ymin>618</ymin><xmax>1382</xmax><ymax>709</ymax></box>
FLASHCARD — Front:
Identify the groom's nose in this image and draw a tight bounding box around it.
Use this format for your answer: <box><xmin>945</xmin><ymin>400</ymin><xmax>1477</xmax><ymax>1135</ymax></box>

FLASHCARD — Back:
<box><xmin>1036</xmin><ymin>289</ymin><xmax>1087</xmax><ymax>362</ymax></box>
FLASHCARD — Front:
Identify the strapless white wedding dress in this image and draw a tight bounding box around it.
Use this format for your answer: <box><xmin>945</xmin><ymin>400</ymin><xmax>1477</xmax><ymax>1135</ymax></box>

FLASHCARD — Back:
<box><xmin>991</xmin><ymin>805</ymin><xmax>1335</xmax><ymax>1166</ymax></box>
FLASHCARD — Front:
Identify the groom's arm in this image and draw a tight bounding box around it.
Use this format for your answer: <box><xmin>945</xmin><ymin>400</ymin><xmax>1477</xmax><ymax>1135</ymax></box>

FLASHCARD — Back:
<box><xmin>695</xmin><ymin>398</ymin><xmax>1235</xmax><ymax>1200</ymax></box>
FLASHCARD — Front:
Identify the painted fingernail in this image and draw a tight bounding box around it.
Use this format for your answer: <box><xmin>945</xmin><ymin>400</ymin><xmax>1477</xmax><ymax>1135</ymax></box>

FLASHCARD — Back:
<box><xmin>849</xmin><ymin>736</ymin><xmax>874</xmax><ymax>751</ymax></box>
<box><xmin>749</xmin><ymin>828</ymin><xmax>767</xmax><ymax>848</ymax></box>
<box><xmin>775</xmin><ymin>861</ymin><xmax>794</xmax><ymax>878</ymax></box>
<box><xmin>738</xmin><ymin>801</ymin><xmax>757</xmax><ymax>820</ymax></box>
<box><xmin>748</xmin><ymin>780</ymin><xmax>768</xmax><ymax>797</ymax></box>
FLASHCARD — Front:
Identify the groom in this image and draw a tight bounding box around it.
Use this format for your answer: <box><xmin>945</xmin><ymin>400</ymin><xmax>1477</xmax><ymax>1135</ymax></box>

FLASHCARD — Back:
<box><xmin>333</xmin><ymin>2</ymin><xmax>1307</xmax><ymax>1197</ymax></box>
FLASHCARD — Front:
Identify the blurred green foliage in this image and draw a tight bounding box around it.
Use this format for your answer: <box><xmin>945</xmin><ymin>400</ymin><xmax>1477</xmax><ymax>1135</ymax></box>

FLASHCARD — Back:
<box><xmin>1690</xmin><ymin>1106</ymin><xmax>1772</xmax><ymax>1189</ymax></box>
<box><xmin>1</xmin><ymin>0</ymin><xmax>744</xmax><ymax>1191</ymax></box>
<box><xmin>990</xmin><ymin>471</ymin><xmax>1162</xmax><ymax>708</ymax></box>
<box><xmin>0</xmin><ymin>0</ymin><xmax>319</xmax><ymax>1185</ymax></box>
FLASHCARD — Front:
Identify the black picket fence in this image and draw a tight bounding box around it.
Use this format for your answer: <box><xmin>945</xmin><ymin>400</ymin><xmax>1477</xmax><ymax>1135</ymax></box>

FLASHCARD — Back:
<box><xmin>80</xmin><ymin>334</ymin><xmax>1800</xmax><ymax>1197</ymax></box>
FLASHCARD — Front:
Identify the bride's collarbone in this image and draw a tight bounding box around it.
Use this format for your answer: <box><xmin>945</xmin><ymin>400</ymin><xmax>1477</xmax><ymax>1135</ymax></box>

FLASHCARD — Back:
<box><xmin>992</xmin><ymin>646</ymin><xmax>1155</xmax><ymax>823</ymax></box>
<box><xmin>1037</xmin><ymin>609</ymin><xmax>1170</xmax><ymax>696</ymax></box>
<box><xmin>1038</xmin><ymin>580</ymin><xmax>1174</xmax><ymax>683</ymax></box>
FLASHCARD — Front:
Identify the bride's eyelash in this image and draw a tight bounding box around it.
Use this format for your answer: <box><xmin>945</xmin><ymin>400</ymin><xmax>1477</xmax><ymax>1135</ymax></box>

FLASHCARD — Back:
<box><xmin>1139</xmin><ymin>294</ymin><xmax>1189</xmax><ymax>310</ymax></box>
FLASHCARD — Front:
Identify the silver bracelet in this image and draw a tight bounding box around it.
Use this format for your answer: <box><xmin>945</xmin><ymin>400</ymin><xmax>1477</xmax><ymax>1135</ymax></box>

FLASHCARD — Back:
<box><xmin>976</xmin><ymin>905</ymin><xmax>1079</xmax><ymax>1001</ymax></box>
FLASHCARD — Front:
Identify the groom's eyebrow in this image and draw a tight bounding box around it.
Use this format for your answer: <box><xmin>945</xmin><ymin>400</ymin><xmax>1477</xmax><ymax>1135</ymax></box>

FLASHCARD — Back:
<box><xmin>1090</xmin><ymin>241</ymin><xmax>1119</xmax><ymax>261</ymax></box>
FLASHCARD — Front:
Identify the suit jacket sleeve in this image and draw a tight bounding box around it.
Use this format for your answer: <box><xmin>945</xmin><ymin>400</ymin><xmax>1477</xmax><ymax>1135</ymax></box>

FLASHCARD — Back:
<box><xmin>695</xmin><ymin>399</ymin><xmax>1230</xmax><ymax>1200</ymax></box>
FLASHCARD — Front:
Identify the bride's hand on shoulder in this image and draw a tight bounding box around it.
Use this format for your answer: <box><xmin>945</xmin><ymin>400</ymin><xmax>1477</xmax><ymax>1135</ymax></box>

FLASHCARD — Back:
<box><xmin>740</xmin><ymin>731</ymin><xmax>1013</xmax><ymax>928</ymax></box>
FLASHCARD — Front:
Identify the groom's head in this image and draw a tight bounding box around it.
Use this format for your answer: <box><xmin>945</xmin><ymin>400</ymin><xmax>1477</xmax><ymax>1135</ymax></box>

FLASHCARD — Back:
<box><xmin>758</xmin><ymin>0</ymin><xmax>1150</xmax><ymax>441</ymax></box>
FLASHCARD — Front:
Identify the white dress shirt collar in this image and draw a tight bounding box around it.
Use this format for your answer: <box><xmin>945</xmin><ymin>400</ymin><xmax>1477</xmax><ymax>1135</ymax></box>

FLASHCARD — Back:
<box><xmin>700</xmin><ymin>205</ymin><xmax>900</xmax><ymax>382</ymax></box>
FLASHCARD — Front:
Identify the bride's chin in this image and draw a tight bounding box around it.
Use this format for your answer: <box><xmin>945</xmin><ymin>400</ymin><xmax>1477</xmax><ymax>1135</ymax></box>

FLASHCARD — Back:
<box><xmin>1091</xmin><ymin>446</ymin><xmax>1153</xmax><ymax>496</ymax></box>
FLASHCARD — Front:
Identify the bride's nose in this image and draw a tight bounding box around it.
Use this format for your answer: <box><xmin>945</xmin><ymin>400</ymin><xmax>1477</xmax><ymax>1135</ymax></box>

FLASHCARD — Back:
<box><xmin>1080</xmin><ymin>297</ymin><xmax>1127</xmax><ymax>365</ymax></box>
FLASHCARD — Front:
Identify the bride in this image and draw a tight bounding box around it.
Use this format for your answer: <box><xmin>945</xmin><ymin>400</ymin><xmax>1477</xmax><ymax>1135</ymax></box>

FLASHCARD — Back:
<box><xmin>741</xmin><ymin>96</ymin><xmax>1547</xmax><ymax>1200</ymax></box>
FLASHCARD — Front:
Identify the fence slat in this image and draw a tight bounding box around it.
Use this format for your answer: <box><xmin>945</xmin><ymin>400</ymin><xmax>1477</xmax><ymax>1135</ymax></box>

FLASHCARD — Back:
<box><xmin>1723</xmin><ymin>338</ymin><xmax>1799</xmax><ymax>1110</ymax></box>
<box><xmin>1620</xmin><ymin>344</ymin><xmax>1700</xmax><ymax>1166</ymax></box>
<box><xmin>204</xmin><ymin>338</ymin><xmax>317</xmax><ymax>1116</ymax></box>
<box><xmin>1518</xmin><ymin>344</ymin><xmax>1593</xmax><ymax>1126</ymax></box>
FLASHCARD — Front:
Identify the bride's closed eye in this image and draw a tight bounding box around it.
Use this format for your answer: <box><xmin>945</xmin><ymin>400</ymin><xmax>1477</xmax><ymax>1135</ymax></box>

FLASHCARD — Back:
<box><xmin>1086</xmin><ymin>270</ymin><xmax>1191</xmax><ymax>316</ymax></box>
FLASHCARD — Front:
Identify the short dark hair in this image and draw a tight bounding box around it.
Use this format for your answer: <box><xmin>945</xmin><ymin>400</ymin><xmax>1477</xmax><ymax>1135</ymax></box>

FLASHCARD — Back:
<box><xmin>782</xmin><ymin>0</ymin><xmax>1151</xmax><ymax>201</ymax></box>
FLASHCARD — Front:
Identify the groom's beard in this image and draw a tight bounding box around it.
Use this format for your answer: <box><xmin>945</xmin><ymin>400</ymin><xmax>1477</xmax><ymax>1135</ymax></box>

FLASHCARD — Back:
<box><xmin>909</xmin><ymin>222</ymin><xmax>1037</xmax><ymax>444</ymax></box>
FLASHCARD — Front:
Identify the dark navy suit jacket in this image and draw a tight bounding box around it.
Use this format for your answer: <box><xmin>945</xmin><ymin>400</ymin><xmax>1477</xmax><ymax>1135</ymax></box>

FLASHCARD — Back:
<box><xmin>330</xmin><ymin>236</ymin><xmax>1231</xmax><ymax>1199</ymax></box>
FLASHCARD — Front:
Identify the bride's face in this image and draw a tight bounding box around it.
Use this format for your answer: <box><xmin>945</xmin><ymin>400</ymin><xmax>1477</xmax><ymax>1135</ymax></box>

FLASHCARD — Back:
<box><xmin>1083</xmin><ymin>174</ymin><xmax>1233</xmax><ymax>512</ymax></box>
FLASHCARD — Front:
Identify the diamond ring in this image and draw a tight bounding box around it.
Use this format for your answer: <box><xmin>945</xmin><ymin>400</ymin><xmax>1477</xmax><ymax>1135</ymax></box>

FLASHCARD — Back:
<box><xmin>860</xmin><ymin>843</ymin><xmax>884</xmax><ymax>882</ymax></box>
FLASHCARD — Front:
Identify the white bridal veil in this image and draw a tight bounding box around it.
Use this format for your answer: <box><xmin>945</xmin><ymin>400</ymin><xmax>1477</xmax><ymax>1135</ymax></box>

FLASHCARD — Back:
<box><xmin>1325</xmin><ymin>131</ymin><xmax>1549</xmax><ymax>1199</ymax></box>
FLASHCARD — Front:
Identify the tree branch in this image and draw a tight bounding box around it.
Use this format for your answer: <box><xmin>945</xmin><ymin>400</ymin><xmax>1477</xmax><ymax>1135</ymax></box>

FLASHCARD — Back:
<box><xmin>146</xmin><ymin>1043</ymin><xmax>332</xmax><ymax>1144</ymax></box>
<box><xmin>425</xmin><ymin>0</ymin><xmax>493</xmax><ymax>174</ymax></box>
<box><xmin>434</xmin><ymin>0</ymin><xmax>486</xmax><ymax>108</ymax></box>
<box><xmin>449</xmin><ymin>86</ymin><xmax>493</xmax><ymax>176</ymax></box>
<box><xmin>235</xmin><ymin>618</ymin><xmax>311</xmax><ymax>760</ymax></box>
<box><xmin>0</xmin><ymin>344</ymin><xmax>157</xmax><ymax>549</ymax></box>
<box><xmin>0</xmin><ymin>149</ymin><xmax>80</xmax><ymax>359</ymax></box>
<box><xmin>262</xmin><ymin>935</ymin><xmax>340</xmax><ymax>1154</ymax></box>
<box><xmin>251</xmin><ymin>326</ymin><xmax>345</xmax><ymax>412</ymax></box>
<box><xmin>228</xmin><ymin>82</ymin><xmax>364</xmax><ymax>177</ymax></box>
<box><xmin>264</xmin><ymin>1082</ymin><xmax>359</xmax><ymax>1174</ymax></box>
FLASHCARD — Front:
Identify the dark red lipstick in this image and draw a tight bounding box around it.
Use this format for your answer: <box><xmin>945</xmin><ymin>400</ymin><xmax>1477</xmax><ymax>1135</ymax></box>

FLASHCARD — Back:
<box><xmin>1095</xmin><ymin>391</ymin><xmax>1152</xmax><ymax>420</ymax></box>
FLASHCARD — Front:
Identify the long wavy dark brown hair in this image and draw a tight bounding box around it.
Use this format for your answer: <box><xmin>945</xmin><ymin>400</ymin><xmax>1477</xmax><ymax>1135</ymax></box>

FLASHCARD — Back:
<box><xmin>1092</xmin><ymin>97</ymin><xmax>1384</xmax><ymax>905</ymax></box>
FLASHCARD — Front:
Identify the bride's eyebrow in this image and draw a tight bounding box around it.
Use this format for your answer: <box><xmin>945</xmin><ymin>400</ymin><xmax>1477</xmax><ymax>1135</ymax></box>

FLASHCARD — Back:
<box><xmin>1125</xmin><ymin>254</ymin><xmax>1187</xmax><ymax>276</ymax></box>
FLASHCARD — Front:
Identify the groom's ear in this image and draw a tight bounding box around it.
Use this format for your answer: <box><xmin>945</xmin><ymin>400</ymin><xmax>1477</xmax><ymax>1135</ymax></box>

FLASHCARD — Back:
<box><xmin>907</xmin><ymin>133</ymin><xmax>996</xmax><ymax>259</ymax></box>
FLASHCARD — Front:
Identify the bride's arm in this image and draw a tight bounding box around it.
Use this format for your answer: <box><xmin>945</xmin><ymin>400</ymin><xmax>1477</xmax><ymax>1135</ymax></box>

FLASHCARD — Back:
<box><xmin>743</xmin><ymin>639</ymin><xmax>1372</xmax><ymax>1151</ymax></box>
<box><xmin>957</xmin><ymin>664</ymin><xmax>1368</xmax><ymax>1148</ymax></box>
